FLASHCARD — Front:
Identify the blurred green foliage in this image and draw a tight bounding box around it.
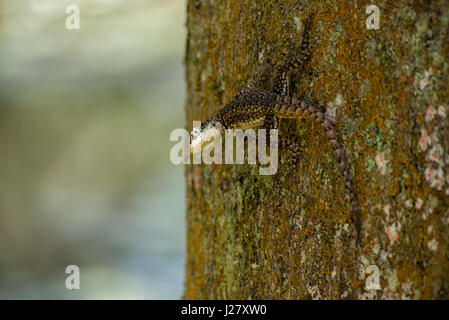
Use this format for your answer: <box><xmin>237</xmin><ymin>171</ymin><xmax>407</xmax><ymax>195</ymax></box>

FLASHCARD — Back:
<box><xmin>0</xmin><ymin>0</ymin><xmax>186</xmax><ymax>299</ymax></box>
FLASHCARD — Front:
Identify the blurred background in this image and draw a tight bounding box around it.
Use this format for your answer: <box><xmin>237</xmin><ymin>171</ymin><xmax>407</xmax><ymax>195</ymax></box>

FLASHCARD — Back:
<box><xmin>0</xmin><ymin>0</ymin><xmax>186</xmax><ymax>299</ymax></box>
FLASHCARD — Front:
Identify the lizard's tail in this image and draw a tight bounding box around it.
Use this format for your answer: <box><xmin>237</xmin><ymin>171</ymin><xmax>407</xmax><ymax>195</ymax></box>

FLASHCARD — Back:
<box><xmin>274</xmin><ymin>95</ymin><xmax>362</xmax><ymax>244</ymax></box>
<box><xmin>323</xmin><ymin>118</ymin><xmax>362</xmax><ymax>245</ymax></box>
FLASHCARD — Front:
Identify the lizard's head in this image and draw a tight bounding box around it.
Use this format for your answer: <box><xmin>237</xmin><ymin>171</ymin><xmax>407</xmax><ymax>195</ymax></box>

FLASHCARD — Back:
<box><xmin>190</xmin><ymin>118</ymin><xmax>223</xmax><ymax>154</ymax></box>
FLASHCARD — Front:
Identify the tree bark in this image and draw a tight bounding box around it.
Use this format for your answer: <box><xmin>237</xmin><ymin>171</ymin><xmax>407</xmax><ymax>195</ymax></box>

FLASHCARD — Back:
<box><xmin>183</xmin><ymin>0</ymin><xmax>449</xmax><ymax>299</ymax></box>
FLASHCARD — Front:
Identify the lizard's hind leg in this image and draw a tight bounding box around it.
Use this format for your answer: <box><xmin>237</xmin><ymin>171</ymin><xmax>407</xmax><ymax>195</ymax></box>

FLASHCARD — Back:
<box><xmin>264</xmin><ymin>117</ymin><xmax>301</xmax><ymax>165</ymax></box>
<box><xmin>273</xmin><ymin>16</ymin><xmax>313</xmax><ymax>96</ymax></box>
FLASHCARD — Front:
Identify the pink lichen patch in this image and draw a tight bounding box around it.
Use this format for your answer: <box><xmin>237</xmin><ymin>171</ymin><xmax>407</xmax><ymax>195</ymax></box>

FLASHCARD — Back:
<box><xmin>427</xmin><ymin>238</ymin><xmax>438</xmax><ymax>252</ymax></box>
<box><xmin>425</xmin><ymin>166</ymin><xmax>446</xmax><ymax>191</ymax></box>
<box><xmin>415</xmin><ymin>198</ymin><xmax>423</xmax><ymax>209</ymax></box>
<box><xmin>418</xmin><ymin>128</ymin><xmax>431</xmax><ymax>152</ymax></box>
<box><xmin>386</xmin><ymin>223</ymin><xmax>399</xmax><ymax>244</ymax></box>
<box><xmin>428</xmin><ymin>144</ymin><xmax>444</xmax><ymax>165</ymax></box>
<box><xmin>425</xmin><ymin>106</ymin><xmax>436</xmax><ymax>122</ymax></box>
<box><xmin>375</xmin><ymin>152</ymin><xmax>387</xmax><ymax>175</ymax></box>
<box><xmin>193</xmin><ymin>166</ymin><xmax>201</xmax><ymax>191</ymax></box>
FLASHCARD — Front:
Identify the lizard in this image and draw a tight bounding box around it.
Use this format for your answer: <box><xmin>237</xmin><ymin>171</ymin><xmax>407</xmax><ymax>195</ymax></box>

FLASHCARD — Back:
<box><xmin>189</xmin><ymin>17</ymin><xmax>362</xmax><ymax>245</ymax></box>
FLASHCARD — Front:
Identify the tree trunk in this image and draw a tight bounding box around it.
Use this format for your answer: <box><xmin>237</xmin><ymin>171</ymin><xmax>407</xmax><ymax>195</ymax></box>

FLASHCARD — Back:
<box><xmin>183</xmin><ymin>0</ymin><xmax>449</xmax><ymax>299</ymax></box>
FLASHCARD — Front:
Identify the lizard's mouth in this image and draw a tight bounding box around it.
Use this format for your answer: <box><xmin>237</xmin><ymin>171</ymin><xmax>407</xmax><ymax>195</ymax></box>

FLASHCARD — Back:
<box><xmin>189</xmin><ymin>127</ymin><xmax>221</xmax><ymax>154</ymax></box>
<box><xmin>189</xmin><ymin>136</ymin><xmax>203</xmax><ymax>154</ymax></box>
<box><xmin>189</xmin><ymin>126</ymin><xmax>202</xmax><ymax>154</ymax></box>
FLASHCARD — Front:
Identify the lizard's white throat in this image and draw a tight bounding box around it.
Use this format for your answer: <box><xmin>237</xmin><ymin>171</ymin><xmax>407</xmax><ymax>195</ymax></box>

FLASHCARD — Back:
<box><xmin>190</xmin><ymin>126</ymin><xmax>222</xmax><ymax>154</ymax></box>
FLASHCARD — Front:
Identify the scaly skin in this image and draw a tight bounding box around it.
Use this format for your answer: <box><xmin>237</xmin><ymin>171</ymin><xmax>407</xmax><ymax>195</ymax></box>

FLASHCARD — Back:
<box><xmin>190</xmin><ymin>17</ymin><xmax>362</xmax><ymax>244</ymax></box>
